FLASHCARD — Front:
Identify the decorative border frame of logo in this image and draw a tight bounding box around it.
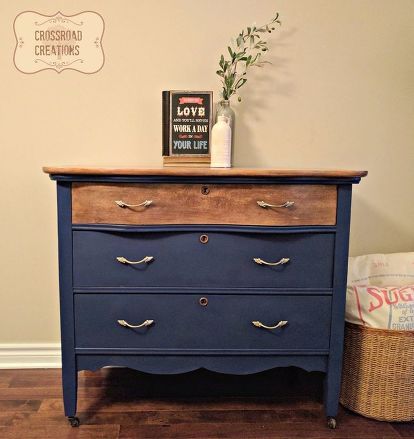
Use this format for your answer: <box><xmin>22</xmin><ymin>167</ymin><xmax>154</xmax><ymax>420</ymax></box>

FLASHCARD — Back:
<box><xmin>13</xmin><ymin>10</ymin><xmax>105</xmax><ymax>74</ymax></box>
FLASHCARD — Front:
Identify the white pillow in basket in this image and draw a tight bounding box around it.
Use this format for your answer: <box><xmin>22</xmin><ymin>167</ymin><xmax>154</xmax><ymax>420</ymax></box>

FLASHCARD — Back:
<box><xmin>348</xmin><ymin>252</ymin><xmax>414</xmax><ymax>286</ymax></box>
<box><xmin>345</xmin><ymin>285</ymin><xmax>414</xmax><ymax>330</ymax></box>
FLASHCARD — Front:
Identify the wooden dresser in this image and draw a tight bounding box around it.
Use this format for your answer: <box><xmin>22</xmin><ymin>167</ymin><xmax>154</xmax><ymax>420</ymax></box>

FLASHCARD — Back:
<box><xmin>43</xmin><ymin>167</ymin><xmax>367</xmax><ymax>428</ymax></box>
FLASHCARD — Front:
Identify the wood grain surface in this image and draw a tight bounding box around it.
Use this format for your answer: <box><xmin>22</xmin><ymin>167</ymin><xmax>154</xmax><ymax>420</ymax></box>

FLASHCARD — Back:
<box><xmin>72</xmin><ymin>183</ymin><xmax>337</xmax><ymax>225</ymax></box>
<box><xmin>43</xmin><ymin>166</ymin><xmax>368</xmax><ymax>178</ymax></box>
<box><xmin>0</xmin><ymin>368</ymin><xmax>409</xmax><ymax>438</ymax></box>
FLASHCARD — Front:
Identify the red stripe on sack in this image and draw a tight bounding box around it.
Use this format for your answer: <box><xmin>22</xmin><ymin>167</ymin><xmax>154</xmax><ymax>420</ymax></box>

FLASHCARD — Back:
<box><xmin>354</xmin><ymin>286</ymin><xmax>366</xmax><ymax>326</ymax></box>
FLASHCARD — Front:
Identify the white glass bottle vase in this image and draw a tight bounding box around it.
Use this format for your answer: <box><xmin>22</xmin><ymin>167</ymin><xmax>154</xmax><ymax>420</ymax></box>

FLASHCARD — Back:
<box><xmin>215</xmin><ymin>100</ymin><xmax>235</xmax><ymax>163</ymax></box>
<box><xmin>210</xmin><ymin>115</ymin><xmax>232</xmax><ymax>168</ymax></box>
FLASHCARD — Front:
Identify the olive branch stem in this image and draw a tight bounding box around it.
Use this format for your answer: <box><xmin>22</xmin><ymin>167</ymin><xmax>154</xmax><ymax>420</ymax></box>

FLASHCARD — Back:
<box><xmin>216</xmin><ymin>12</ymin><xmax>281</xmax><ymax>102</ymax></box>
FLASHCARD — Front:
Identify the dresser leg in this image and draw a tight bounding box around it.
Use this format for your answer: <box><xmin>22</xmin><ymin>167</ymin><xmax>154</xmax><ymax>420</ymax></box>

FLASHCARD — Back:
<box><xmin>323</xmin><ymin>185</ymin><xmax>352</xmax><ymax>429</ymax></box>
<box><xmin>57</xmin><ymin>182</ymin><xmax>79</xmax><ymax>426</ymax></box>
<box><xmin>323</xmin><ymin>371</ymin><xmax>340</xmax><ymax>426</ymax></box>
<box><xmin>62</xmin><ymin>365</ymin><xmax>78</xmax><ymax>423</ymax></box>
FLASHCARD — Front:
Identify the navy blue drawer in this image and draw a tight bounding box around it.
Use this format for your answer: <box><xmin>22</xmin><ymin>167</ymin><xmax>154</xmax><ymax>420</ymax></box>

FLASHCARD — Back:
<box><xmin>74</xmin><ymin>294</ymin><xmax>331</xmax><ymax>351</ymax></box>
<box><xmin>73</xmin><ymin>231</ymin><xmax>334</xmax><ymax>289</ymax></box>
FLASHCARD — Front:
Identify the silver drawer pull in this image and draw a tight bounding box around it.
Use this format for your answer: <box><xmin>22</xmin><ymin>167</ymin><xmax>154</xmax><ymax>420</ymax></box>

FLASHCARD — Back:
<box><xmin>116</xmin><ymin>256</ymin><xmax>154</xmax><ymax>265</ymax></box>
<box><xmin>252</xmin><ymin>320</ymin><xmax>288</xmax><ymax>330</ymax></box>
<box><xmin>257</xmin><ymin>200</ymin><xmax>294</xmax><ymax>209</ymax></box>
<box><xmin>117</xmin><ymin>319</ymin><xmax>154</xmax><ymax>329</ymax></box>
<box><xmin>253</xmin><ymin>257</ymin><xmax>290</xmax><ymax>266</ymax></box>
<box><xmin>115</xmin><ymin>200</ymin><xmax>153</xmax><ymax>208</ymax></box>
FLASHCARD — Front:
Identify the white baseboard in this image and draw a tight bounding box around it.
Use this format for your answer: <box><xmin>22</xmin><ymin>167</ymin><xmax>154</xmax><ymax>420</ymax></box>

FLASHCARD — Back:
<box><xmin>0</xmin><ymin>343</ymin><xmax>61</xmax><ymax>369</ymax></box>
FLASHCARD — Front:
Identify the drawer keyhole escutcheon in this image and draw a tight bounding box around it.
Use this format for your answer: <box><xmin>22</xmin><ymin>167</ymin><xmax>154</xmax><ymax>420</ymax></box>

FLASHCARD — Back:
<box><xmin>201</xmin><ymin>185</ymin><xmax>210</xmax><ymax>195</ymax></box>
<box><xmin>199</xmin><ymin>297</ymin><xmax>208</xmax><ymax>307</ymax></box>
<box><xmin>199</xmin><ymin>234</ymin><xmax>209</xmax><ymax>244</ymax></box>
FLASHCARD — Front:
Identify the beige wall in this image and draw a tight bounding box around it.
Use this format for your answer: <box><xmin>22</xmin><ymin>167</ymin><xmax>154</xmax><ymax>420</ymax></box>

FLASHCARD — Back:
<box><xmin>0</xmin><ymin>0</ymin><xmax>413</xmax><ymax>343</ymax></box>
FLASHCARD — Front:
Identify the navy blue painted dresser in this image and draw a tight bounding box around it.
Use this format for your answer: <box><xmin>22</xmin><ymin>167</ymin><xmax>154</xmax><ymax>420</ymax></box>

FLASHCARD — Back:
<box><xmin>43</xmin><ymin>166</ymin><xmax>367</xmax><ymax>428</ymax></box>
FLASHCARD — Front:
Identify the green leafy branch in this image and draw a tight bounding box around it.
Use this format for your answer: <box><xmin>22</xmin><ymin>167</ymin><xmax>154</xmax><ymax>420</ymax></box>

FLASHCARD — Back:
<box><xmin>216</xmin><ymin>12</ymin><xmax>281</xmax><ymax>102</ymax></box>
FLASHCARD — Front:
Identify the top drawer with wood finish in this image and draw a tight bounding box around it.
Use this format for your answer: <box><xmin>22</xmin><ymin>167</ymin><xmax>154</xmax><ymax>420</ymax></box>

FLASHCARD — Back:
<box><xmin>72</xmin><ymin>183</ymin><xmax>337</xmax><ymax>226</ymax></box>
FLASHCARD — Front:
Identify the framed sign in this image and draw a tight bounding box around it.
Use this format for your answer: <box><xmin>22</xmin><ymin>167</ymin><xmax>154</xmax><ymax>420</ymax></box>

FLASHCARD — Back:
<box><xmin>162</xmin><ymin>90</ymin><xmax>212</xmax><ymax>166</ymax></box>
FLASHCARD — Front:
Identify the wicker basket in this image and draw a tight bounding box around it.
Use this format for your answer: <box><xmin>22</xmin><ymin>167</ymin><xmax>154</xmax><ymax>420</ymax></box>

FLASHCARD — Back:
<box><xmin>340</xmin><ymin>322</ymin><xmax>414</xmax><ymax>422</ymax></box>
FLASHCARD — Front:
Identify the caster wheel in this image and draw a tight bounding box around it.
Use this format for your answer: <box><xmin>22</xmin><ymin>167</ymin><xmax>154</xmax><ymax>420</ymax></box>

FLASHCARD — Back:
<box><xmin>68</xmin><ymin>416</ymin><xmax>80</xmax><ymax>427</ymax></box>
<box><xmin>327</xmin><ymin>417</ymin><xmax>337</xmax><ymax>429</ymax></box>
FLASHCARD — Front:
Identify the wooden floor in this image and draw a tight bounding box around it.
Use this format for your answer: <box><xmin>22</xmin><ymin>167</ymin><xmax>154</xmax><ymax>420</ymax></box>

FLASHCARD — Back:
<box><xmin>0</xmin><ymin>367</ymin><xmax>412</xmax><ymax>438</ymax></box>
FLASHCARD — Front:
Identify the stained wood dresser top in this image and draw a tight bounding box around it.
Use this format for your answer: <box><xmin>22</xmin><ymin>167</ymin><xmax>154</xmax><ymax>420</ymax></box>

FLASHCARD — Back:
<box><xmin>43</xmin><ymin>166</ymin><xmax>368</xmax><ymax>178</ymax></box>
